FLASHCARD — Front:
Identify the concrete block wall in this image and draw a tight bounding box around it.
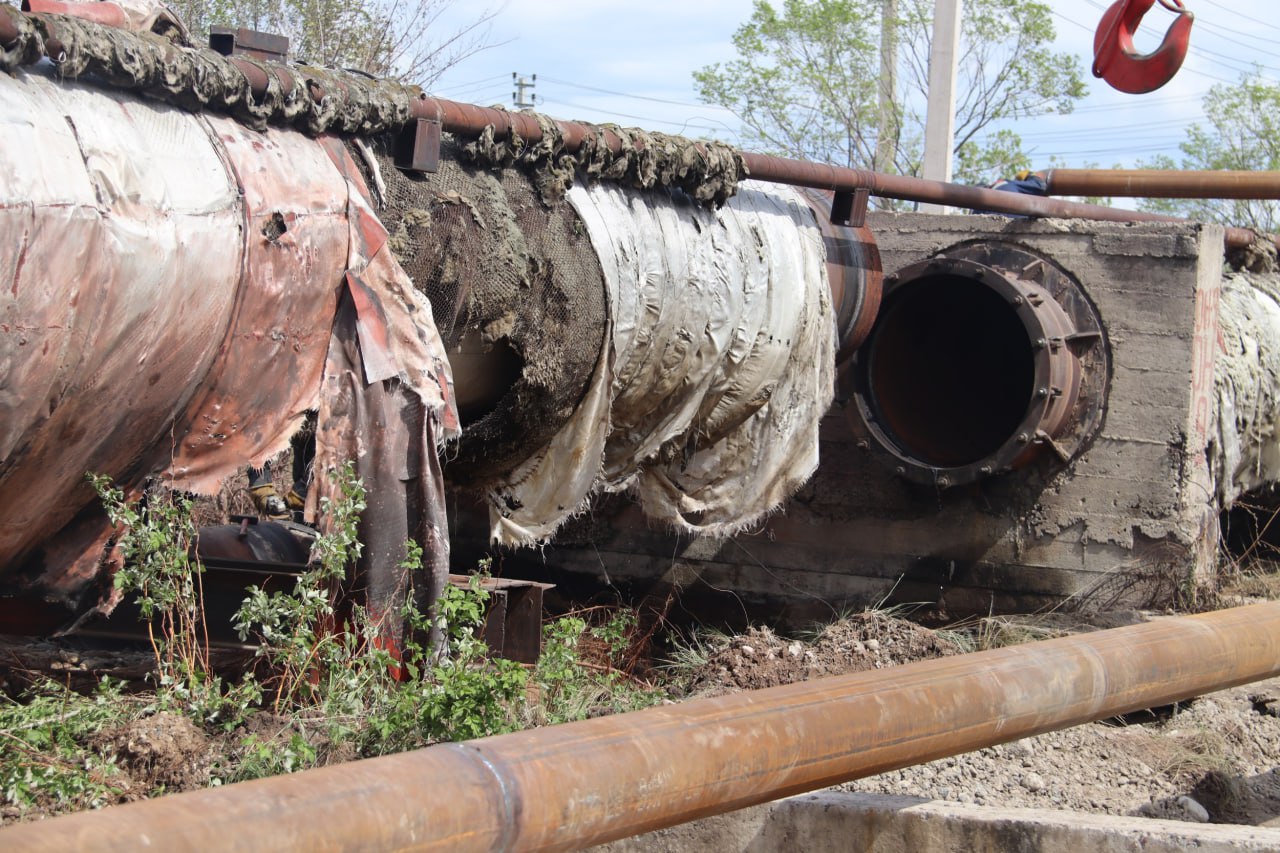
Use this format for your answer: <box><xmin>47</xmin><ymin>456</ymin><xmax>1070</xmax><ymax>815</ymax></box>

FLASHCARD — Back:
<box><xmin>467</xmin><ymin>215</ymin><xmax>1228</xmax><ymax>623</ymax></box>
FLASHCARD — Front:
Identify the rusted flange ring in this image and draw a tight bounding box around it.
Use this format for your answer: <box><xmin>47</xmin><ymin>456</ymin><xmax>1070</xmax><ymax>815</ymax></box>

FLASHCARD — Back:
<box><xmin>848</xmin><ymin>243</ymin><xmax>1108</xmax><ymax>488</ymax></box>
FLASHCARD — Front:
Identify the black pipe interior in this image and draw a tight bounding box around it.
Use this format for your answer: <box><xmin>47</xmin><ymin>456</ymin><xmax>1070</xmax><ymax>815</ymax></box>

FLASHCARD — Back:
<box><xmin>864</xmin><ymin>274</ymin><xmax>1035</xmax><ymax>468</ymax></box>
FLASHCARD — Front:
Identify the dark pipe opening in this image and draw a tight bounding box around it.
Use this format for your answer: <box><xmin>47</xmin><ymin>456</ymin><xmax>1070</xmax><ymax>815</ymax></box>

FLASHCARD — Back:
<box><xmin>449</xmin><ymin>333</ymin><xmax>524</xmax><ymax>425</ymax></box>
<box><xmin>863</xmin><ymin>274</ymin><xmax>1034</xmax><ymax>468</ymax></box>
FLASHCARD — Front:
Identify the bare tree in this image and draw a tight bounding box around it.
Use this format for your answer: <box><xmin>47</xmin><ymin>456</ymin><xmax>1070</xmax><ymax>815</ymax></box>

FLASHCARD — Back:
<box><xmin>167</xmin><ymin>0</ymin><xmax>502</xmax><ymax>86</ymax></box>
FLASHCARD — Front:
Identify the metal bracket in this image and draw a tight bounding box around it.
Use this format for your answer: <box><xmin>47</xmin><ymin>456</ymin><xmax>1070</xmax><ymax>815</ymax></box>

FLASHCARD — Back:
<box><xmin>208</xmin><ymin>27</ymin><xmax>289</xmax><ymax>62</ymax></box>
<box><xmin>831</xmin><ymin>188</ymin><xmax>870</xmax><ymax>228</ymax></box>
<box><xmin>394</xmin><ymin>118</ymin><xmax>442</xmax><ymax>174</ymax></box>
<box><xmin>449</xmin><ymin>574</ymin><xmax>553</xmax><ymax>664</ymax></box>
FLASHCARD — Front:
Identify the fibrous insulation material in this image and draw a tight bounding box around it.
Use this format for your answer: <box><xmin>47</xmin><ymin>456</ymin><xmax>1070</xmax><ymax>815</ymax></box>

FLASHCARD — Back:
<box><xmin>488</xmin><ymin>181</ymin><xmax>835</xmax><ymax>543</ymax></box>
<box><xmin>1214</xmin><ymin>272</ymin><xmax>1280</xmax><ymax>505</ymax></box>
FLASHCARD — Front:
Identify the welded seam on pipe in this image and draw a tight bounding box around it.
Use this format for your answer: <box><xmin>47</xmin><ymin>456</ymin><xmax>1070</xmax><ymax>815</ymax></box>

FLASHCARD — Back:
<box><xmin>443</xmin><ymin>743</ymin><xmax>521</xmax><ymax>851</ymax></box>
<box><xmin>4</xmin><ymin>605</ymin><xmax>1280</xmax><ymax>852</ymax></box>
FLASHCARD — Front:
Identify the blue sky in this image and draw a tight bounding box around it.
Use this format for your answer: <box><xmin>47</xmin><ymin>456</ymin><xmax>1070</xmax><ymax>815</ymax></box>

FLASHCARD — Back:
<box><xmin>428</xmin><ymin>1</ymin><xmax>1279</xmax><ymax>173</ymax></box>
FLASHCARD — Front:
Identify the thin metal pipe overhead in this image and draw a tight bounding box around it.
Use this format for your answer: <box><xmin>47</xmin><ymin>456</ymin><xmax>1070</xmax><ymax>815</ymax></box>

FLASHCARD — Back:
<box><xmin>0</xmin><ymin>7</ymin><xmax>1271</xmax><ymax>250</ymax></box>
<box><xmin>400</xmin><ymin>97</ymin><xmax>1272</xmax><ymax>250</ymax></box>
<box><xmin>1042</xmin><ymin>168</ymin><xmax>1280</xmax><ymax>200</ymax></box>
<box><xmin>6</xmin><ymin>603</ymin><xmax>1280</xmax><ymax>852</ymax></box>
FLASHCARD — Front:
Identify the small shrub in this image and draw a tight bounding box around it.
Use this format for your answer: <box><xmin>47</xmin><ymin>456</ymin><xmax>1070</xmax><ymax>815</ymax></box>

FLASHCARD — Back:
<box><xmin>533</xmin><ymin>609</ymin><xmax>661</xmax><ymax>725</ymax></box>
<box><xmin>0</xmin><ymin>679</ymin><xmax>131</xmax><ymax>813</ymax></box>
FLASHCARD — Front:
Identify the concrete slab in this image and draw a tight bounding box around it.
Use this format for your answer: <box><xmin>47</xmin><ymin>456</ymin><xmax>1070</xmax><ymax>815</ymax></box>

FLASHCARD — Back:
<box><xmin>595</xmin><ymin>792</ymin><xmax>1280</xmax><ymax>852</ymax></box>
<box><xmin>484</xmin><ymin>215</ymin><xmax>1232</xmax><ymax>624</ymax></box>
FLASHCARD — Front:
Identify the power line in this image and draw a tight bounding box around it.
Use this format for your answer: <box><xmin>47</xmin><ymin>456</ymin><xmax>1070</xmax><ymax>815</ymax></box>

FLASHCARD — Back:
<box><xmin>539</xmin><ymin>75</ymin><xmax>734</xmax><ymax>111</ymax></box>
<box><xmin>972</xmin><ymin>118</ymin><xmax>1194</xmax><ymax>143</ymax></box>
<box><xmin>536</xmin><ymin>98</ymin><xmax>740</xmax><ymax>138</ymax></box>
<box><xmin>1196</xmin><ymin>0</ymin><xmax>1280</xmax><ymax>35</ymax></box>
<box><xmin>1069</xmin><ymin>91</ymin><xmax>1209</xmax><ymax>113</ymax></box>
<box><xmin>436</xmin><ymin>73</ymin><xmax>507</xmax><ymax>90</ymax></box>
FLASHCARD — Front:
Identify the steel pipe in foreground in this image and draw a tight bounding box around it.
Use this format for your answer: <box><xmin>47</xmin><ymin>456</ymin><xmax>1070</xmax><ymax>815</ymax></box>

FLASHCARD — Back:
<box><xmin>1041</xmin><ymin>168</ymin><xmax>1280</xmax><ymax>200</ymax></box>
<box><xmin>6</xmin><ymin>603</ymin><xmax>1280</xmax><ymax>852</ymax></box>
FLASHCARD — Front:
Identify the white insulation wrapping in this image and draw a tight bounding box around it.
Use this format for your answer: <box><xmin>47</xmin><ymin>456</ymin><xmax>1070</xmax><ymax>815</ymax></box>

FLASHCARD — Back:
<box><xmin>488</xmin><ymin>180</ymin><xmax>835</xmax><ymax>544</ymax></box>
<box><xmin>1214</xmin><ymin>272</ymin><xmax>1280</xmax><ymax>506</ymax></box>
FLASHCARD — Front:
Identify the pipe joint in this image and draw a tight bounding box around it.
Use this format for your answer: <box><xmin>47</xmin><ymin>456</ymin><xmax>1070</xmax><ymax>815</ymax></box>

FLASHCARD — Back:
<box><xmin>848</xmin><ymin>242</ymin><xmax>1109</xmax><ymax>487</ymax></box>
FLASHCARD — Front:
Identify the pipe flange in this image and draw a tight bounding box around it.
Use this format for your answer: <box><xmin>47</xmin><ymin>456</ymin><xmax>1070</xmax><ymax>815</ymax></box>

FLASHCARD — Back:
<box><xmin>848</xmin><ymin>241</ymin><xmax>1108</xmax><ymax>488</ymax></box>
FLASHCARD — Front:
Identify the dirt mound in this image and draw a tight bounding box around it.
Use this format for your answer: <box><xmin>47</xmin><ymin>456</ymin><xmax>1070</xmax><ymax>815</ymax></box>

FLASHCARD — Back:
<box><xmin>687</xmin><ymin>611</ymin><xmax>960</xmax><ymax>695</ymax></box>
<box><xmin>93</xmin><ymin>712</ymin><xmax>210</xmax><ymax>792</ymax></box>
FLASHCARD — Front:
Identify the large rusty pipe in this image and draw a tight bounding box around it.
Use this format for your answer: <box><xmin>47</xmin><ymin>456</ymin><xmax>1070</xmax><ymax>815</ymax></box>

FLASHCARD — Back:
<box><xmin>6</xmin><ymin>602</ymin><xmax>1280</xmax><ymax>852</ymax></box>
<box><xmin>1042</xmin><ymin>168</ymin><xmax>1280</xmax><ymax>199</ymax></box>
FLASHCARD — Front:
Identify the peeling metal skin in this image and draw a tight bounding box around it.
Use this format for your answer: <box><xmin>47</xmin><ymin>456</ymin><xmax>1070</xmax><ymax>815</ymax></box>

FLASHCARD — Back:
<box><xmin>0</xmin><ymin>63</ymin><xmax>456</xmax><ymax>612</ymax></box>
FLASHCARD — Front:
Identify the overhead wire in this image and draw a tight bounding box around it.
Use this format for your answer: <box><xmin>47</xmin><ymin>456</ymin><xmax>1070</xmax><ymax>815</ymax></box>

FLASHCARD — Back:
<box><xmin>1196</xmin><ymin>0</ymin><xmax>1280</xmax><ymax>35</ymax></box>
<box><xmin>536</xmin><ymin>98</ymin><xmax>741</xmax><ymax>138</ymax></box>
<box><xmin>538</xmin><ymin>75</ymin><xmax>734</xmax><ymax>111</ymax></box>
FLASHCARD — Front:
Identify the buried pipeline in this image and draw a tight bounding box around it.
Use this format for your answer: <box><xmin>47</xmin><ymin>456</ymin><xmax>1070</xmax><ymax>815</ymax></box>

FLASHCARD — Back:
<box><xmin>4</xmin><ymin>602</ymin><xmax>1280</xmax><ymax>851</ymax></box>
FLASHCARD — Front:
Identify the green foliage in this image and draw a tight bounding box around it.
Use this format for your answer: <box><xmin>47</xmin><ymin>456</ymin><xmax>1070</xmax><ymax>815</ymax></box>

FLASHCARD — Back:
<box><xmin>0</xmin><ymin>680</ymin><xmax>129</xmax><ymax>811</ymax></box>
<box><xmin>164</xmin><ymin>0</ymin><xmax>498</xmax><ymax>85</ymax></box>
<box><xmin>233</xmin><ymin>462</ymin><xmax>366</xmax><ymax>711</ymax></box>
<box><xmin>694</xmin><ymin>0</ymin><xmax>1086</xmax><ymax>187</ymax></box>
<box><xmin>533</xmin><ymin>610</ymin><xmax>661</xmax><ymax>724</ymax></box>
<box><xmin>231</xmin><ymin>468</ymin><xmax>531</xmax><ymax>756</ymax></box>
<box><xmin>230</xmin><ymin>732</ymin><xmax>318</xmax><ymax>781</ymax></box>
<box><xmin>1138</xmin><ymin>71</ymin><xmax>1280</xmax><ymax>233</ymax></box>
<box><xmin>90</xmin><ymin>475</ymin><xmax>251</xmax><ymax>728</ymax></box>
<box><xmin>5</xmin><ymin>468</ymin><xmax>673</xmax><ymax>823</ymax></box>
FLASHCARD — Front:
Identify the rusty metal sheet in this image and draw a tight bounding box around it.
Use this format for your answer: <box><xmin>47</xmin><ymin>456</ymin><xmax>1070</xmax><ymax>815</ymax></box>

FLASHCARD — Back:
<box><xmin>163</xmin><ymin>116</ymin><xmax>352</xmax><ymax>493</ymax></box>
<box><xmin>0</xmin><ymin>67</ymin><xmax>242</xmax><ymax>596</ymax></box>
<box><xmin>0</xmin><ymin>64</ymin><xmax>457</xmax><ymax>612</ymax></box>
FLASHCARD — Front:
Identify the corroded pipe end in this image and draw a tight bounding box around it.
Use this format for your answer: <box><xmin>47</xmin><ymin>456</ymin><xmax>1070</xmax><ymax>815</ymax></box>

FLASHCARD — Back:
<box><xmin>848</xmin><ymin>242</ymin><xmax>1108</xmax><ymax>488</ymax></box>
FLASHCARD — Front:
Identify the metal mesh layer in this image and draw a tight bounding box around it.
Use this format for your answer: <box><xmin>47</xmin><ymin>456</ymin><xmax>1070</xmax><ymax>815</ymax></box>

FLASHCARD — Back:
<box><xmin>366</xmin><ymin>134</ymin><xmax>607</xmax><ymax>484</ymax></box>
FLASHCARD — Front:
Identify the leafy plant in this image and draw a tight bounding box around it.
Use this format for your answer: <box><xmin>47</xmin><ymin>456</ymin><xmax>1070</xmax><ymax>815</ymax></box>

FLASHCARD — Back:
<box><xmin>0</xmin><ymin>679</ymin><xmax>130</xmax><ymax>812</ymax></box>
<box><xmin>90</xmin><ymin>475</ymin><xmax>250</xmax><ymax>726</ymax></box>
<box><xmin>533</xmin><ymin>609</ymin><xmax>661</xmax><ymax>725</ymax></box>
<box><xmin>694</xmin><ymin>0</ymin><xmax>1086</xmax><ymax>187</ymax></box>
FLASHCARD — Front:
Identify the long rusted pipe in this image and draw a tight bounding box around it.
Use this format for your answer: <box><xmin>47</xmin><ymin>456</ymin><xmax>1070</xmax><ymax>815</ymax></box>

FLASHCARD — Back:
<box><xmin>401</xmin><ymin>99</ymin><xmax>1269</xmax><ymax>251</ymax></box>
<box><xmin>0</xmin><ymin>9</ymin><xmax>1271</xmax><ymax>250</ymax></box>
<box><xmin>6</xmin><ymin>602</ymin><xmax>1280</xmax><ymax>852</ymax></box>
<box><xmin>404</xmin><ymin>92</ymin><xmax>1268</xmax><ymax>247</ymax></box>
<box><xmin>1042</xmin><ymin>168</ymin><xmax>1280</xmax><ymax>199</ymax></box>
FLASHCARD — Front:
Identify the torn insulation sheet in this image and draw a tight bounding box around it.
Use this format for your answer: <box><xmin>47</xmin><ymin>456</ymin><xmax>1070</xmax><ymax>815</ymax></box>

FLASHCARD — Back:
<box><xmin>486</xmin><ymin>180</ymin><xmax>835</xmax><ymax>544</ymax></box>
<box><xmin>0</xmin><ymin>63</ymin><xmax>456</xmax><ymax>620</ymax></box>
<box><xmin>1213</xmin><ymin>272</ymin><xmax>1280</xmax><ymax>505</ymax></box>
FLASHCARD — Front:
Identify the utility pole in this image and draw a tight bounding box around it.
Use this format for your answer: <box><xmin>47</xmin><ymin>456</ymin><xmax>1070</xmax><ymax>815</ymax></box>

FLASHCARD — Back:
<box><xmin>875</xmin><ymin>0</ymin><xmax>900</xmax><ymax>208</ymax></box>
<box><xmin>512</xmin><ymin>73</ymin><xmax>537</xmax><ymax>110</ymax></box>
<box><xmin>920</xmin><ymin>0</ymin><xmax>962</xmax><ymax>214</ymax></box>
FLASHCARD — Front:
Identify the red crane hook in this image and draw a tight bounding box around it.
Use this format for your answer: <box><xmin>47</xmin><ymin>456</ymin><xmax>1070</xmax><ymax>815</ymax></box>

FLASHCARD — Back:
<box><xmin>1093</xmin><ymin>0</ymin><xmax>1195</xmax><ymax>94</ymax></box>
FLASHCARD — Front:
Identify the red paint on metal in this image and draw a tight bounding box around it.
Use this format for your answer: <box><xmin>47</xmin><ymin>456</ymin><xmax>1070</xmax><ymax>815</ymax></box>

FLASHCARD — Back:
<box><xmin>0</xmin><ymin>69</ymin><xmax>455</xmax><ymax>612</ymax></box>
<box><xmin>20</xmin><ymin>0</ymin><xmax>126</xmax><ymax>28</ymax></box>
<box><xmin>1093</xmin><ymin>0</ymin><xmax>1194</xmax><ymax>95</ymax></box>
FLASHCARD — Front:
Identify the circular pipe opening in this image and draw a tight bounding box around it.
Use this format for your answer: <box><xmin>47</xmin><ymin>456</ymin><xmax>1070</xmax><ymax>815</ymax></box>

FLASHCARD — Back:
<box><xmin>863</xmin><ymin>274</ymin><xmax>1034</xmax><ymax>468</ymax></box>
<box><xmin>449</xmin><ymin>332</ymin><xmax>524</xmax><ymax>425</ymax></box>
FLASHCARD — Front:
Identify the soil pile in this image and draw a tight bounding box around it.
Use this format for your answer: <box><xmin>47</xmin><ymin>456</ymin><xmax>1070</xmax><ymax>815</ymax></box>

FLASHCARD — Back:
<box><xmin>684</xmin><ymin>611</ymin><xmax>959</xmax><ymax>695</ymax></box>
